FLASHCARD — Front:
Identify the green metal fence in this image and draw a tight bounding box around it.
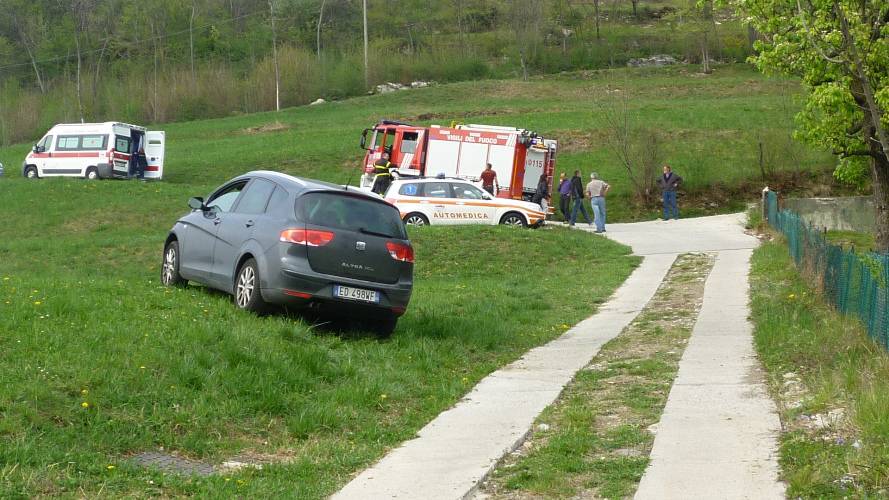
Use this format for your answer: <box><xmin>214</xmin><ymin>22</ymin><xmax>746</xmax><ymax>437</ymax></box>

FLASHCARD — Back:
<box><xmin>764</xmin><ymin>190</ymin><xmax>889</xmax><ymax>349</ymax></box>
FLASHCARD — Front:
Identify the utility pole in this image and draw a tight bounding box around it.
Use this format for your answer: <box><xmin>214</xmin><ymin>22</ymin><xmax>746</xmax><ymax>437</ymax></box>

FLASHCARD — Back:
<box><xmin>269</xmin><ymin>0</ymin><xmax>280</xmax><ymax>111</ymax></box>
<box><xmin>363</xmin><ymin>0</ymin><xmax>369</xmax><ymax>89</ymax></box>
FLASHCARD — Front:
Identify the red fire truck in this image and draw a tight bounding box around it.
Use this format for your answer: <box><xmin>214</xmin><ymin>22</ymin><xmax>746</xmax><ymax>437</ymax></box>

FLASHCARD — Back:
<box><xmin>359</xmin><ymin>120</ymin><xmax>558</xmax><ymax>201</ymax></box>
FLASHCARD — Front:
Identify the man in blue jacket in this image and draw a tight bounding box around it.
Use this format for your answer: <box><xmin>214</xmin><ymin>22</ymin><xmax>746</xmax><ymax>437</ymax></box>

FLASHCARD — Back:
<box><xmin>657</xmin><ymin>164</ymin><xmax>683</xmax><ymax>220</ymax></box>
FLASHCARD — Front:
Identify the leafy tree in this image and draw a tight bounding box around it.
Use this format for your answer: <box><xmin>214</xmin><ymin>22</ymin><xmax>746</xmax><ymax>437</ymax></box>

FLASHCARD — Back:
<box><xmin>734</xmin><ymin>0</ymin><xmax>889</xmax><ymax>250</ymax></box>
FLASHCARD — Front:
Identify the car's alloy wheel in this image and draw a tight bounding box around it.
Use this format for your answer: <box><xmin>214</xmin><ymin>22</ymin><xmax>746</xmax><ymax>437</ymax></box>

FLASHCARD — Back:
<box><xmin>161</xmin><ymin>241</ymin><xmax>185</xmax><ymax>286</ymax></box>
<box><xmin>404</xmin><ymin>213</ymin><xmax>428</xmax><ymax>226</ymax></box>
<box><xmin>236</xmin><ymin>265</ymin><xmax>255</xmax><ymax>308</ymax></box>
<box><xmin>500</xmin><ymin>213</ymin><xmax>526</xmax><ymax>226</ymax></box>
<box><xmin>235</xmin><ymin>258</ymin><xmax>269</xmax><ymax>313</ymax></box>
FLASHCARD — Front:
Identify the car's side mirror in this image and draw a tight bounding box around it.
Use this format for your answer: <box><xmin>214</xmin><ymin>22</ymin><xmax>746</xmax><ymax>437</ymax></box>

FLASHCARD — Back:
<box><xmin>32</xmin><ymin>144</ymin><xmax>43</xmax><ymax>153</ymax></box>
<box><xmin>481</xmin><ymin>193</ymin><xmax>492</xmax><ymax>200</ymax></box>
<box><xmin>360</xmin><ymin>128</ymin><xmax>370</xmax><ymax>149</ymax></box>
<box><xmin>188</xmin><ymin>197</ymin><xmax>206</xmax><ymax>210</ymax></box>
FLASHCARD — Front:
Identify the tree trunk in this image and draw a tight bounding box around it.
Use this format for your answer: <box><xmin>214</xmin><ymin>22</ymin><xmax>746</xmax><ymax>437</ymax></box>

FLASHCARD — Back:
<box><xmin>632</xmin><ymin>0</ymin><xmax>638</xmax><ymax>18</ymax></box>
<box><xmin>316</xmin><ymin>0</ymin><xmax>326</xmax><ymax>59</ymax></box>
<box><xmin>93</xmin><ymin>34</ymin><xmax>110</xmax><ymax>103</ymax></box>
<box><xmin>594</xmin><ymin>0</ymin><xmax>601</xmax><ymax>40</ymax></box>
<box><xmin>190</xmin><ymin>2</ymin><xmax>196</xmax><ymax>87</ymax></box>
<box><xmin>871</xmin><ymin>152</ymin><xmax>889</xmax><ymax>252</ymax></box>
<box><xmin>519</xmin><ymin>48</ymin><xmax>529</xmax><ymax>81</ymax></box>
<box><xmin>363</xmin><ymin>0</ymin><xmax>369</xmax><ymax>88</ymax></box>
<box><xmin>74</xmin><ymin>29</ymin><xmax>84</xmax><ymax>123</ymax></box>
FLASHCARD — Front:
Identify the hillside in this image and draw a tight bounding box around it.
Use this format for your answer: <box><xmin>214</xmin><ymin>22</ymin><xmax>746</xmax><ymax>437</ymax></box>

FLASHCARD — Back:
<box><xmin>0</xmin><ymin>64</ymin><xmax>840</xmax><ymax>221</ymax></box>
<box><xmin>0</xmin><ymin>0</ymin><xmax>751</xmax><ymax>145</ymax></box>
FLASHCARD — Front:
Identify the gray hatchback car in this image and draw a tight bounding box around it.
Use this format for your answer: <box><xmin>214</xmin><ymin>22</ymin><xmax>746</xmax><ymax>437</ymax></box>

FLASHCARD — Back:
<box><xmin>160</xmin><ymin>171</ymin><xmax>413</xmax><ymax>335</ymax></box>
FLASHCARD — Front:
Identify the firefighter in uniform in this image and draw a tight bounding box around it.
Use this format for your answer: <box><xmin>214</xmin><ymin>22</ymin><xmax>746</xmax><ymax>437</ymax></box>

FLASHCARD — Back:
<box><xmin>371</xmin><ymin>151</ymin><xmax>396</xmax><ymax>195</ymax></box>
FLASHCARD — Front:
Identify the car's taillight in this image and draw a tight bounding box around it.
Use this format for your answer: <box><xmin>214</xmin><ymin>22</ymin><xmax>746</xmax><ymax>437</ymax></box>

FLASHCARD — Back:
<box><xmin>386</xmin><ymin>242</ymin><xmax>414</xmax><ymax>263</ymax></box>
<box><xmin>280</xmin><ymin>229</ymin><xmax>335</xmax><ymax>247</ymax></box>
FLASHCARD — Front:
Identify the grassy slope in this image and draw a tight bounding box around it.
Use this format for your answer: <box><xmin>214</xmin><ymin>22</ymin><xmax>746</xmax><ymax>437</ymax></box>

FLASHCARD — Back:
<box><xmin>750</xmin><ymin>241</ymin><xmax>889</xmax><ymax>496</ymax></box>
<box><xmin>2</xmin><ymin>64</ymin><xmax>830</xmax><ymax>222</ymax></box>
<box><xmin>0</xmin><ymin>78</ymin><xmax>643</xmax><ymax>498</ymax></box>
<box><xmin>0</xmin><ymin>66</ymin><xmax>830</xmax><ymax>496</ymax></box>
<box><xmin>1</xmin><ymin>216</ymin><xmax>637</xmax><ymax>497</ymax></box>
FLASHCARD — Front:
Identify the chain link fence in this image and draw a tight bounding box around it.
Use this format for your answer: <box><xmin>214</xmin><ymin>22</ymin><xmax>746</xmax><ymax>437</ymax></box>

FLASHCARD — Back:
<box><xmin>764</xmin><ymin>190</ymin><xmax>889</xmax><ymax>349</ymax></box>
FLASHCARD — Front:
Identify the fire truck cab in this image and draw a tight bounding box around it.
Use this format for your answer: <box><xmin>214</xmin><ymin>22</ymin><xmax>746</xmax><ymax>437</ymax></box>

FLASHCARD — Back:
<box><xmin>360</xmin><ymin>120</ymin><xmax>557</xmax><ymax>201</ymax></box>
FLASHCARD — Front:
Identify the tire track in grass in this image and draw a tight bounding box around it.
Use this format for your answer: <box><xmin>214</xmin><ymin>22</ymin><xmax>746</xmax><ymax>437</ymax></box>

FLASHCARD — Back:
<box><xmin>475</xmin><ymin>252</ymin><xmax>715</xmax><ymax>499</ymax></box>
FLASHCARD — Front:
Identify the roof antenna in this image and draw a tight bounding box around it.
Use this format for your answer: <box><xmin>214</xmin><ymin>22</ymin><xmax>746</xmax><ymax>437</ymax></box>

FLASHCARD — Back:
<box><xmin>343</xmin><ymin>166</ymin><xmax>358</xmax><ymax>191</ymax></box>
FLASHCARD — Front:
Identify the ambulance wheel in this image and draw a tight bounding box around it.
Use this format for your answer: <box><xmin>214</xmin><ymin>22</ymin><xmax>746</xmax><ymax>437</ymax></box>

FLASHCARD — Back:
<box><xmin>404</xmin><ymin>213</ymin><xmax>429</xmax><ymax>226</ymax></box>
<box><xmin>500</xmin><ymin>212</ymin><xmax>527</xmax><ymax>227</ymax></box>
<box><xmin>161</xmin><ymin>240</ymin><xmax>186</xmax><ymax>287</ymax></box>
<box><xmin>24</xmin><ymin>166</ymin><xmax>38</xmax><ymax>179</ymax></box>
<box><xmin>235</xmin><ymin>258</ymin><xmax>269</xmax><ymax>314</ymax></box>
<box><xmin>85</xmin><ymin>167</ymin><xmax>99</xmax><ymax>180</ymax></box>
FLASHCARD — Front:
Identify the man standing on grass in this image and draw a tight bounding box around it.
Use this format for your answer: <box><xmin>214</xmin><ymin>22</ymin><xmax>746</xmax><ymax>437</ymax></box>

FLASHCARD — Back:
<box><xmin>480</xmin><ymin>163</ymin><xmax>499</xmax><ymax>196</ymax></box>
<box><xmin>586</xmin><ymin>172</ymin><xmax>610</xmax><ymax>233</ymax></box>
<box><xmin>657</xmin><ymin>164</ymin><xmax>682</xmax><ymax>220</ymax></box>
<box><xmin>557</xmin><ymin>172</ymin><xmax>571</xmax><ymax>220</ymax></box>
<box><xmin>568</xmin><ymin>170</ymin><xmax>593</xmax><ymax>227</ymax></box>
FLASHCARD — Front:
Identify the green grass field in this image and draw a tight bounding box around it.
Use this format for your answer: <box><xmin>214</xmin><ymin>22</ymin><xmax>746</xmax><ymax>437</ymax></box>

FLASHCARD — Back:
<box><xmin>750</xmin><ymin>241</ymin><xmax>889</xmax><ymax>496</ymax></box>
<box><xmin>0</xmin><ymin>65</ymin><xmax>836</xmax><ymax>497</ymax></box>
<box><xmin>0</xmin><ymin>171</ymin><xmax>638</xmax><ymax>497</ymax></box>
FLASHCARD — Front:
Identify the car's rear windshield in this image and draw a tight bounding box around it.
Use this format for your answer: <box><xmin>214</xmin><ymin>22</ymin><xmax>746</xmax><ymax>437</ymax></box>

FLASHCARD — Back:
<box><xmin>297</xmin><ymin>192</ymin><xmax>407</xmax><ymax>239</ymax></box>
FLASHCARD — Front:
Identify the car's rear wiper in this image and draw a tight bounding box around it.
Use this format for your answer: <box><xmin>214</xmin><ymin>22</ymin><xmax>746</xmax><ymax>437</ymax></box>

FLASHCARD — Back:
<box><xmin>359</xmin><ymin>227</ymin><xmax>395</xmax><ymax>238</ymax></box>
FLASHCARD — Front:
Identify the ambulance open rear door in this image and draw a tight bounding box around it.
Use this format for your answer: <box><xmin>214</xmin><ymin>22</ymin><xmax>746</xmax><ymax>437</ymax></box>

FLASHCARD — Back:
<box><xmin>144</xmin><ymin>131</ymin><xmax>166</xmax><ymax>180</ymax></box>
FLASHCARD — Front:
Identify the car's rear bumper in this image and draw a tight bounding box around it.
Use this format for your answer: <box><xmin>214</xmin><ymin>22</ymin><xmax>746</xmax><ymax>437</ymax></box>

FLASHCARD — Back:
<box><xmin>263</xmin><ymin>268</ymin><xmax>412</xmax><ymax>317</ymax></box>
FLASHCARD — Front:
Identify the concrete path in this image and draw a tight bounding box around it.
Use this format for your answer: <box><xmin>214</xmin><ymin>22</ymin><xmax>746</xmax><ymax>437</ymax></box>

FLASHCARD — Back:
<box><xmin>633</xmin><ymin>249</ymin><xmax>784</xmax><ymax>500</ymax></box>
<box><xmin>334</xmin><ymin>253</ymin><xmax>677</xmax><ymax>500</ymax></box>
<box><xmin>333</xmin><ymin>213</ymin><xmax>784</xmax><ymax>500</ymax></box>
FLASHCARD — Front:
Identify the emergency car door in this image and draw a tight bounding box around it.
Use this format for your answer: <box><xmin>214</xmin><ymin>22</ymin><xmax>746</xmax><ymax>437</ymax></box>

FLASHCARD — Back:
<box><xmin>451</xmin><ymin>183</ymin><xmax>496</xmax><ymax>224</ymax></box>
<box><xmin>144</xmin><ymin>131</ymin><xmax>165</xmax><ymax>180</ymax></box>
<box><xmin>32</xmin><ymin>135</ymin><xmax>53</xmax><ymax>173</ymax></box>
<box><xmin>421</xmin><ymin>181</ymin><xmax>457</xmax><ymax>225</ymax></box>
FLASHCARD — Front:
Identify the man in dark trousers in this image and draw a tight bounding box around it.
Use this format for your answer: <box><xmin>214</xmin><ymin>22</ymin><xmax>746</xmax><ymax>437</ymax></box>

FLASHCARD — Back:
<box><xmin>657</xmin><ymin>164</ymin><xmax>683</xmax><ymax>220</ymax></box>
<box><xmin>568</xmin><ymin>170</ymin><xmax>593</xmax><ymax>226</ymax></box>
<box><xmin>480</xmin><ymin>163</ymin><xmax>499</xmax><ymax>195</ymax></box>
<box><xmin>557</xmin><ymin>172</ymin><xmax>571</xmax><ymax>220</ymax></box>
<box><xmin>371</xmin><ymin>151</ymin><xmax>396</xmax><ymax>195</ymax></box>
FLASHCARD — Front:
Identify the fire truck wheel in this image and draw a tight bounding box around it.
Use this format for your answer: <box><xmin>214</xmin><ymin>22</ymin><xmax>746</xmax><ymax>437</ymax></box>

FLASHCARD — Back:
<box><xmin>85</xmin><ymin>167</ymin><xmax>99</xmax><ymax>180</ymax></box>
<box><xmin>24</xmin><ymin>166</ymin><xmax>38</xmax><ymax>179</ymax></box>
<box><xmin>403</xmin><ymin>213</ymin><xmax>429</xmax><ymax>226</ymax></box>
<box><xmin>500</xmin><ymin>212</ymin><xmax>527</xmax><ymax>227</ymax></box>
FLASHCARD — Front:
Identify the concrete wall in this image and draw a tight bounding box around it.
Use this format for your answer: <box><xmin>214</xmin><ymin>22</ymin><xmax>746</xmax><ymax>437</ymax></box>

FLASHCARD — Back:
<box><xmin>783</xmin><ymin>196</ymin><xmax>875</xmax><ymax>232</ymax></box>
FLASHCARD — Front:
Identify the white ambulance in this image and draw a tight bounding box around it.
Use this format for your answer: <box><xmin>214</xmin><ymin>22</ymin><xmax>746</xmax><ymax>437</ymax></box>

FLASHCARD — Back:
<box><xmin>23</xmin><ymin>122</ymin><xmax>165</xmax><ymax>180</ymax></box>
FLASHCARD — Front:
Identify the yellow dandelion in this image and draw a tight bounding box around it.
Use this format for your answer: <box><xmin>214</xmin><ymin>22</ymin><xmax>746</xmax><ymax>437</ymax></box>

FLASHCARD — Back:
<box><xmin>788</xmin><ymin>294</ymin><xmax>796</xmax><ymax>299</ymax></box>
<box><xmin>81</xmin><ymin>402</ymin><xmax>90</xmax><ymax>408</ymax></box>
<box><xmin>34</xmin><ymin>301</ymin><xmax>42</xmax><ymax>306</ymax></box>
<box><xmin>106</xmin><ymin>464</ymin><xmax>115</xmax><ymax>470</ymax></box>
<box><xmin>81</xmin><ymin>389</ymin><xmax>89</xmax><ymax>396</ymax></box>
<box><xmin>380</xmin><ymin>394</ymin><xmax>388</xmax><ymax>400</ymax></box>
<box><xmin>461</xmin><ymin>377</ymin><xmax>469</xmax><ymax>383</ymax></box>
<box><xmin>139</xmin><ymin>365</ymin><xmax>146</xmax><ymax>370</ymax></box>
<box><xmin>225</xmin><ymin>477</ymin><xmax>231</xmax><ymax>482</ymax></box>
<box><xmin>3</xmin><ymin>277</ymin><xmax>9</xmax><ymax>281</ymax></box>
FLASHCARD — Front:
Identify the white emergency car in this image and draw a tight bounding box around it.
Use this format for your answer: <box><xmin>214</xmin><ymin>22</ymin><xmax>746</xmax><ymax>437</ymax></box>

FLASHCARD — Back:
<box><xmin>23</xmin><ymin>122</ymin><xmax>165</xmax><ymax>180</ymax></box>
<box><xmin>384</xmin><ymin>178</ymin><xmax>546</xmax><ymax>227</ymax></box>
